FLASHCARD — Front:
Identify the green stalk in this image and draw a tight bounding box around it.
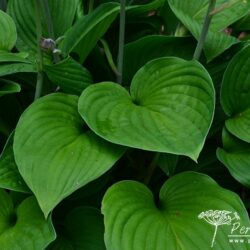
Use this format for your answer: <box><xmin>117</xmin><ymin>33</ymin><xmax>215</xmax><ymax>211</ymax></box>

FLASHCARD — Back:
<box><xmin>34</xmin><ymin>0</ymin><xmax>44</xmax><ymax>100</ymax></box>
<box><xmin>193</xmin><ymin>0</ymin><xmax>216</xmax><ymax>61</ymax></box>
<box><xmin>117</xmin><ymin>0</ymin><xmax>126</xmax><ymax>84</ymax></box>
<box><xmin>100</xmin><ymin>39</ymin><xmax>120</xmax><ymax>77</ymax></box>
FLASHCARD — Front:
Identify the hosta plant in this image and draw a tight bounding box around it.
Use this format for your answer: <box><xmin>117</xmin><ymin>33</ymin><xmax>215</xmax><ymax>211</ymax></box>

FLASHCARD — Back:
<box><xmin>0</xmin><ymin>0</ymin><xmax>250</xmax><ymax>249</ymax></box>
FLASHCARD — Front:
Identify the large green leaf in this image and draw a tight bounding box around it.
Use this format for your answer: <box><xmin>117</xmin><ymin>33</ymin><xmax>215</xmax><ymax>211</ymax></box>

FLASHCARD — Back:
<box><xmin>48</xmin><ymin>207</ymin><xmax>105</xmax><ymax>250</ymax></box>
<box><xmin>0</xmin><ymin>10</ymin><xmax>16</xmax><ymax>51</ymax></box>
<box><xmin>44</xmin><ymin>57</ymin><xmax>93</xmax><ymax>95</ymax></box>
<box><xmin>102</xmin><ymin>171</ymin><xmax>250</xmax><ymax>250</ymax></box>
<box><xmin>78</xmin><ymin>57</ymin><xmax>215</xmax><ymax>161</ymax></box>
<box><xmin>221</xmin><ymin>45</ymin><xmax>250</xmax><ymax>143</ymax></box>
<box><xmin>8</xmin><ymin>0</ymin><xmax>78</xmax><ymax>54</ymax></box>
<box><xmin>13</xmin><ymin>93</ymin><xmax>125</xmax><ymax>217</ymax></box>
<box><xmin>0</xmin><ymin>132</ymin><xmax>29</xmax><ymax>192</ymax></box>
<box><xmin>0</xmin><ymin>79</ymin><xmax>20</xmax><ymax>97</ymax></box>
<box><xmin>123</xmin><ymin>35</ymin><xmax>196</xmax><ymax>84</ymax></box>
<box><xmin>168</xmin><ymin>0</ymin><xmax>250</xmax><ymax>61</ymax></box>
<box><xmin>60</xmin><ymin>3</ymin><xmax>120</xmax><ymax>63</ymax></box>
<box><xmin>0</xmin><ymin>190</ymin><xmax>55</xmax><ymax>249</ymax></box>
<box><xmin>217</xmin><ymin>128</ymin><xmax>250</xmax><ymax>188</ymax></box>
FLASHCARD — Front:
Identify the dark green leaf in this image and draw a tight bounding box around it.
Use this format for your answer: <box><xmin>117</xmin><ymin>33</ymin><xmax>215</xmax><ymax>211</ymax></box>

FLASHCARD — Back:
<box><xmin>14</xmin><ymin>93</ymin><xmax>125</xmax><ymax>217</ymax></box>
<box><xmin>44</xmin><ymin>57</ymin><xmax>93</xmax><ymax>94</ymax></box>
<box><xmin>0</xmin><ymin>132</ymin><xmax>29</xmax><ymax>192</ymax></box>
<box><xmin>79</xmin><ymin>57</ymin><xmax>215</xmax><ymax>161</ymax></box>
<box><xmin>0</xmin><ymin>190</ymin><xmax>56</xmax><ymax>249</ymax></box>
<box><xmin>0</xmin><ymin>79</ymin><xmax>20</xmax><ymax>97</ymax></box>
<box><xmin>60</xmin><ymin>3</ymin><xmax>120</xmax><ymax>63</ymax></box>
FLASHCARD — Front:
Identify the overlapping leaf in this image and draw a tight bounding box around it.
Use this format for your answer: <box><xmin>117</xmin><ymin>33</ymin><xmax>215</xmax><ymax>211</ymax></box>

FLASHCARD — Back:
<box><xmin>79</xmin><ymin>57</ymin><xmax>215</xmax><ymax>161</ymax></box>
<box><xmin>0</xmin><ymin>10</ymin><xmax>16</xmax><ymax>51</ymax></box>
<box><xmin>102</xmin><ymin>172</ymin><xmax>250</xmax><ymax>250</ymax></box>
<box><xmin>217</xmin><ymin>128</ymin><xmax>250</xmax><ymax>188</ymax></box>
<box><xmin>0</xmin><ymin>190</ymin><xmax>55</xmax><ymax>249</ymax></box>
<box><xmin>44</xmin><ymin>57</ymin><xmax>93</xmax><ymax>94</ymax></box>
<box><xmin>0</xmin><ymin>79</ymin><xmax>20</xmax><ymax>97</ymax></box>
<box><xmin>48</xmin><ymin>207</ymin><xmax>105</xmax><ymax>250</ymax></box>
<box><xmin>14</xmin><ymin>93</ymin><xmax>125</xmax><ymax>217</ymax></box>
<box><xmin>0</xmin><ymin>133</ymin><xmax>29</xmax><ymax>192</ymax></box>
<box><xmin>168</xmin><ymin>0</ymin><xmax>250</xmax><ymax>61</ymax></box>
<box><xmin>60</xmin><ymin>3</ymin><xmax>120</xmax><ymax>63</ymax></box>
<box><xmin>221</xmin><ymin>45</ymin><xmax>250</xmax><ymax>143</ymax></box>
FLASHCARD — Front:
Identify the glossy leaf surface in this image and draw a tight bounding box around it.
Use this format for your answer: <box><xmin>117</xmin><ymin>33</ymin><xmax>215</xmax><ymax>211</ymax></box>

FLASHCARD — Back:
<box><xmin>102</xmin><ymin>172</ymin><xmax>250</xmax><ymax>250</ymax></box>
<box><xmin>221</xmin><ymin>45</ymin><xmax>250</xmax><ymax>143</ymax></box>
<box><xmin>0</xmin><ymin>190</ymin><xmax>55</xmax><ymax>249</ymax></box>
<box><xmin>14</xmin><ymin>93</ymin><xmax>125</xmax><ymax>217</ymax></box>
<box><xmin>79</xmin><ymin>57</ymin><xmax>215</xmax><ymax>161</ymax></box>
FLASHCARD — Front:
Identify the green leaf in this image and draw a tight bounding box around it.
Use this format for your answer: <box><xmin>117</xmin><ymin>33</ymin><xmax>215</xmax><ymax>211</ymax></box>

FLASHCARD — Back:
<box><xmin>102</xmin><ymin>171</ymin><xmax>250</xmax><ymax>250</ymax></box>
<box><xmin>0</xmin><ymin>51</ymin><xmax>30</xmax><ymax>63</ymax></box>
<box><xmin>0</xmin><ymin>132</ymin><xmax>29</xmax><ymax>192</ymax></box>
<box><xmin>0</xmin><ymin>10</ymin><xmax>16</xmax><ymax>51</ymax></box>
<box><xmin>0</xmin><ymin>62</ymin><xmax>36</xmax><ymax>76</ymax></box>
<box><xmin>168</xmin><ymin>0</ymin><xmax>250</xmax><ymax>61</ymax></box>
<box><xmin>78</xmin><ymin>57</ymin><xmax>215</xmax><ymax>161</ymax></box>
<box><xmin>123</xmin><ymin>35</ymin><xmax>196</xmax><ymax>84</ymax></box>
<box><xmin>0</xmin><ymin>79</ymin><xmax>20</xmax><ymax>97</ymax></box>
<box><xmin>48</xmin><ymin>207</ymin><xmax>105</xmax><ymax>250</ymax></box>
<box><xmin>221</xmin><ymin>45</ymin><xmax>250</xmax><ymax>143</ymax></box>
<box><xmin>60</xmin><ymin>3</ymin><xmax>120</xmax><ymax>63</ymax></box>
<box><xmin>217</xmin><ymin>128</ymin><xmax>250</xmax><ymax>188</ymax></box>
<box><xmin>127</xmin><ymin>0</ymin><xmax>165</xmax><ymax>16</ymax></box>
<box><xmin>7</xmin><ymin>0</ymin><xmax>78</xmax><ymax>54</ymax></box>
<box><xmin>14</xmin><ymin>93</ymin><xmax>125</xmax><ymax>217</ymax></box>
<box><xmin>44</xmin><ymin>57</ymin><xmax>93</xmax><ymax>95</ymax></box>
<box><xmin>0</xmin><ymin>190</ymin><xmax>56</xmax><ymax>249</ymax></box>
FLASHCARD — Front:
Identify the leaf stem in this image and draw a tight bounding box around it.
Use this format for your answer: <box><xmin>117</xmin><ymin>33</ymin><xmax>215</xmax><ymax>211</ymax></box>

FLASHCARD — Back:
<box><xmin>34</xmin><ymin>0</ymin><xmax>44</xmax><ymax>100</ymax></box>
<box><xmin>100</xmin><ymin>39</ymin><xmax>120</xmax><ymax>77</ymax></box>
<box><xmin>117</xmin><ymin>0</ymin><xmax>126</xmax><ymax>84</ymax></box>
<box><xmin>144</xmin><ymin>152</ymin><xmax>160</xmax><ymax>185</ymax></box>
<box><xmin>193</xmin><ymin>0</ymin><xmax>216</xmax><ymax>61</ymax></box>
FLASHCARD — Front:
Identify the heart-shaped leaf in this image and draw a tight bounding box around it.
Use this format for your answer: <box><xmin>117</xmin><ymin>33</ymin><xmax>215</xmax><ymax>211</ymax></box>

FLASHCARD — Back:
<box><xmin>217</xmin><ymin>128</ymin><xmax>250</xmax><ymax>188</ymax></box>
<box><xmin>44</xmin><ymin>57</ymin><xmax>93</xmax><ymax>95</ymax></box>
<box><xmin>0</xmin><ymin>79</ymin><xmax>20</xmax><ymax>97</ymax></box>
<box><xmin>168</xmin><ymin>0</ymin><xmax>250</xmax><ymax>61</ymax></box>
<box><xmin>221</xmin><ymin>45</ymin><xmax>250</xmax><ymax>143</ymax></box>
<box><xmin>79</xmin><ymin>57</ymin><xmax>215</xmax><ymax>161</ymax></box>
<box><xmin>0</xmin><ymin>10</ymin><xmax>16</xmax><ymax>51</ymax></box>
<box><xmin>0</xmin><ymin>190</ymin><xmax>55</xmax><ymax>249</ymax></box>
<box><xmin>14</xmin><ymin>93</ymin><xmax>125</xmax><ymax>217</ymax></box>
<box><xmin>102</xmin><ymin>172</ymin><xmax>250</xmax><ymax>250</ymax></box>
<box><xmin>0</xmin><ymin>132</ymin><xmax>29</xmax><ymax>192</ymax></box>
<box><xmin>48</xmin><ymin>207</ymin><xmax>105</xmax><ymax>250</ymax></box>
<box><xmin>60</xmin><ymin>3</ymin><xmax>120</xmax><ymax>63</ymax></box>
